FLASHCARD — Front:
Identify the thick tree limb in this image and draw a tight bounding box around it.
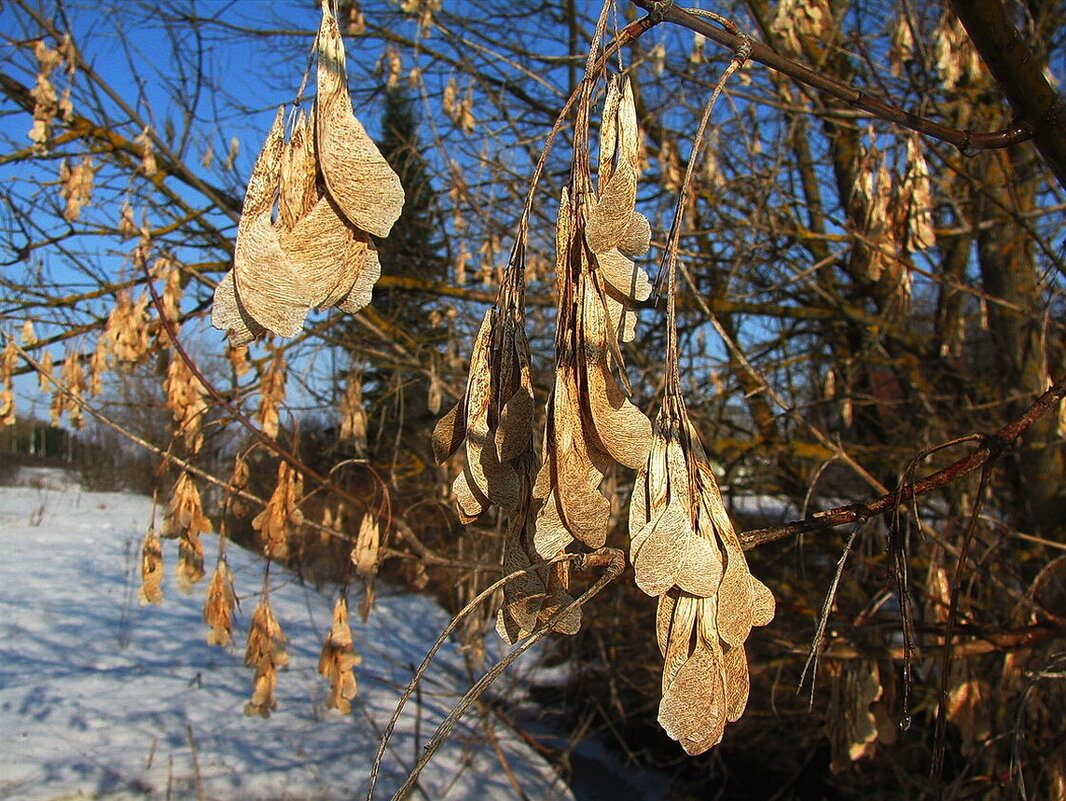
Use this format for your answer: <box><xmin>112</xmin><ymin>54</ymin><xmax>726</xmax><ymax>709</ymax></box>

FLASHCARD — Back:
<box><xmin>949</xmin><ymin>0</ymin><xmax>1066</xmax><ymax>190</ymax></box>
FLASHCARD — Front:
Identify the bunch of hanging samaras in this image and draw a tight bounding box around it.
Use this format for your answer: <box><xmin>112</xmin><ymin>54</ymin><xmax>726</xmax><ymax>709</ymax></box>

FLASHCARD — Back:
<box><xmin>212</xmin><ymin>4</ymin><xmax>403</xmax><ymax>345</ymax></box>
<box><xmin>209</xmin><ymin>3</ymin><xmax>775</xmax><ymax>753</ymax></box>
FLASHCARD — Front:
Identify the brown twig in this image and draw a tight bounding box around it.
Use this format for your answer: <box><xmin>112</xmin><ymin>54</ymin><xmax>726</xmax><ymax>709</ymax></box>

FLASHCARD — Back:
<box><xmin>738</xmin><ymin>376</ymin><xmax>1066</xmax><ymax>549</ymax></box>
<box><xmin>630</xmin><ymin>1</ymin><xmax>1035</xmax><ymax>155</ymax></box>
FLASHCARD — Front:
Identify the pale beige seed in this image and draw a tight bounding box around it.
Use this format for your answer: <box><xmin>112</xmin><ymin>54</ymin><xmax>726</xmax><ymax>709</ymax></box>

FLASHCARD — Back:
<box><xmin>336</xmin><ymin>242</ymin><xmax>381</xmax><ymax>314</ymax></box>
<box><xmin>315</xmin><ymin>5</ymin><xmax>404</xmax><ymax>237</ymax></box>
<box><xmin>632</xmin><ymin>502</ymin><xmax>690</xmax><ymax>596</ymax></box>
<box><xmin>351</xmin><ymin>513</ymin><xmax>380</xmax><ymax>576</ymax></box>
<box><xmin>658</xmin><ymin>645</ymin><xmax>727</xmax><ymax>755</ymax></box>
<box><xmin>619</xmin><ymin>211</ymin><xmax>651</xmax><ymax>257</ymax></box>
<box><xmin>453</xmin><ymin>466</ymin><xmax>487</xmax><ymax>524</ymax></box>
<box><xmin>532</xmin><ymin>482</ymin><xmax>575</xmax><ymax>560</ymax></box>
<box><xmin>723</xmin><ymin>643</ymin><xmax>751</xmax><ymax>723</ymax></box>
<box><xmin>495</xmin><ymin>381</ymin><xmax>535</xmax><ymax>463</ymax></box>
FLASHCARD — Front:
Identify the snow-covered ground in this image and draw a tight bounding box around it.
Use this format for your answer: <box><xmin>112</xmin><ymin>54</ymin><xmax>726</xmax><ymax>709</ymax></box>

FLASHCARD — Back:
<box><xmin>0</xmin><ymin>472</ymin><xmax>574</xmax><ymax>801</ymax></box>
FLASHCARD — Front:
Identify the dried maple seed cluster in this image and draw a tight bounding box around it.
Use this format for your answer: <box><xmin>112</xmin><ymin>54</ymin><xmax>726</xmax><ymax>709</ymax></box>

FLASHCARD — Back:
<box><xmin>433</xmin><ymin>63</ymin><xmax>777</xmax><ymax>752</ymax></box>
<box><xmin>631</xmin><ymin>393</ymin><xmax>775</xmax><ymax>753</ymax></box>
<box><xmin>212</xmin><ymin>4</ymin><xmax>404</xmax><ymax>345</ymax></box>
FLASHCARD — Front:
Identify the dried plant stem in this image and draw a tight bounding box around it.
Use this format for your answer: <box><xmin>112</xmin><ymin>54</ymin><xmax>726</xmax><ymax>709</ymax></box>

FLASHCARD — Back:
<box><xmin>383</xmin><ymin>548</ymin><xmax>625</xmax><ymax>801</ymax></box>
<box><xmin>185</xmin><ymin>724</ymin><xmax>205</xmax><ymax>801</ymax></box>
<box><xmin>738</xmin><ymin>376</ymin><xmax>1066</xmax><ymax>548</ymax></box>
<box><xmin>366</xmin><ymin>550</ymin><xmax>592</xmax><ymax>801</ymax></box>
<box><xmin>799</xmin><ymin>523</ymin><xmax>863</xmax><ymax>705</ymax></box>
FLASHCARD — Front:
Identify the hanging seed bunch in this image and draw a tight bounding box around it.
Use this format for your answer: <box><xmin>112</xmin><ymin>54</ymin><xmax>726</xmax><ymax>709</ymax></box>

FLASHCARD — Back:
<box><xmin>434</xmin><ymin>238</ymin><xmax>564</xmax><ymax>642</ymax></box>
<box><xmin>212</xmin><ymin>3</ymin><xmax>404</xmax><ymax>345</ymax></box>
<box><xmin>203</xmin><ymin>558</ymin><xmax>238</xmax><ymax>646</ymax></box>
<box><xmin>631</xmin><ymin>388</ymin><xmax>775</xmax><ymax>754</ymax></box>
<box><xmin>28</xmin><ymin>36</ymin><xmax>74</xmax><ymax>149</ymax></box>
<box><xmin>628</xmin><ymin>47</ymin><xmax>777</xmax><ymax>752</ymax></box>
<box><xmin>350</xmin><ymin>511</ymin><xmax>382</xmax><ymax>577</ymax></box>
<box><xmin>531</xmin><ymin>71</ymin><xmax>652</xmax><ymax>597</ymax></box>
<box><xmin>51</xmin><ymin>349</ymin><xmax>86</xmax><ymax>429</ymax></box>
<box><xmin>318</xmin><ymin>595</ymin><xmax>361</xmax><ymax>713</ymax></box>
<box><xmin>251</xmin><ymin>461</ymin><xmax>304</xmax><ymax>561</ymax></box>
<box><xmin>137</xmin><ymin>526</ymin><xmax>164</xmax><ymax>606</ymax></box>
<box><xmin>0</xmin><ymin>338</ymin><xmax>16</xmax><ymax>428</ymax></box>
<box><xmin>244</xmin><ymin>594</ymin><xmax>288</xmax><ymax>717</ymax></box>
<box><xmin>58</xmin><ymin>155</ymin><xmax>94</xmax><ymax>222</ymax></box>
<box><xmin>161</xmin><ymin>471</ymin><xmax>212</xmax><ymax>594</ymax></box>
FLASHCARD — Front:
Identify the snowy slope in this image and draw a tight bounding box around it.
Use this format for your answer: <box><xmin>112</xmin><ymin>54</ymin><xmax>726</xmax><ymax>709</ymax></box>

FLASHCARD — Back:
<box><xmin>0</xmin><ymin>478</ymin><xmax>573</xmax><ymax>801</ymax></box>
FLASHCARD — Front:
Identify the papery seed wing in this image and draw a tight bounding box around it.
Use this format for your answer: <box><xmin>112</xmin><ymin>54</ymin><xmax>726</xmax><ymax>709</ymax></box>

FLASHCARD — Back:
<box><xmin>656</xmin><ymin>588</ymin><xmax>680</xmax><ymax>656</ymax></box>
<box><xmin>212</xmin><ymin>272</ymin><xmax>264</xmax><ymax>346</ymax></box>
<box><xmin>603</xmin><ymin>289</ymin><xmax>638</xmax><ymax>343</ymax></box>
<box><xmin>723</xmin><ymin>643</ymin><xmax>751</xmax><ymax>723</ymax></box>
<box><xmin>533</xmin><ymin>484</ymin><xmax>574</xmax><ymax>560</ymax></box>
<box><xmin>659</xmin><ymin>645</ymin><xmax>727</xmax><ymax>755</ymax></box>
<box><xmin>233</xmin><ymin>213</ymin><xmax>311</xmax><ymax>338</ymax></box>
<box><xmin>586</xmin><ymin>164</ymin><xmax>638</xmax><ymax>254</ymax></box>
<box><xmin>495</xmin><ymin>373</ymin><xmax>534</xmax><ymax>463</ymax></box>
<box><xmin>597</xmin><ymin>76</ymin><xmax>622</xmax><ymax>190</ymax></box>
<box><xmin>231</xmin><ymin>108</ymin><xmax>310</xmax><ymax>336</ymax></box>
<box><xmin>336</xmin><ymin>241</ymin><xmax>380</xmax><ymax>313</ymax></box>
<box><xmin>432</xmin><ymin>397</ymin><xmax>467</xmax><ymax>463</ymax></box>
<box><xmin>464</xmin><ymin>310</ymin><xmax>520</xmax><ymax>509</ymax></box>
<box><xmin>553</xmin><ymin>371</ymin><xmax>611</xmax><ymax>547</ymax></box>
<box><xmin>716</xmin><ymin>526</ymin><xmax>755</xmax><ymax>648</ymax></box>
<box><xmin>750</xmin><ymin>577</ymin><xmax>776</xmax><ymax>627</ymax></box>
<box><xmin>277</xmin><ymin>111</ymin><xmax>318</xmax><ymax>231</ymax></box>
<box><xmin>619</xmin><ymin>211</ymin><xmax>651</xmax><ymax>257</ymax></box>
<box><xmin>662</xmin><ymin>593</ymin><xmax>698</xmax><ymax>691</ymax></box>
<box><xmin>674</xmin><ymin>534</ymin><xmax>723</xmax><ymax>597</ymax></box>
<box><xmin>453</xmin><ymin>466</ymin><xmax>488</xmax><ymax>524</ymax></box>
<box><xmin>315</xmin><ymin>6</ymin><xmax>404</xmax><ymax>237</ymax></box>
<box><xmin>581</xmin><ymin>286</ymin><xmax>651</xmax><ymax>468</ymax></box>
<box><xmin>279</xmin><ymin>194</ymin><xmax>373</xmax><ymax>308</ymax></box>
<box><xmin>632</xmin><ymin>501</ymin><xmax>689</xmax><ymax>596</ymax></box>
<box><xmin>597</xmin><ymin>249</ymin><xmax>651</xmax><ymax>302</ymax></box>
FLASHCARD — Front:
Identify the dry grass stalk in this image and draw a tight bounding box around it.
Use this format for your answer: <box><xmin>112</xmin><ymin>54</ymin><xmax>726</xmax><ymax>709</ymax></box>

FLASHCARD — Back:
<box><xmin>318</xmin><ymin>595</ymin><xmax>361</xmax><ymax>713</ymax></box>
<box><xmin>244</xmin><ymin>596</ymin><xmax>288</xmax><ymax>718</ymax></box>
<box><xmin>203</xmin><ymin>559</ymin><xmax>238</xmax><ymax>646</ymax></box>
<box><xmin>212</xmin><ymin>3</ymin><xmax>403</xmax><ymax>345</ymax></box>
<box><xmin>251</xmin><ymin>461</ymin><xmax>304</xmax><ymax>560</ymax></box>
<box><xmin>138</xmin><ymin>527</ymin><xmax>164</xmax><ymax>606</ymax></box>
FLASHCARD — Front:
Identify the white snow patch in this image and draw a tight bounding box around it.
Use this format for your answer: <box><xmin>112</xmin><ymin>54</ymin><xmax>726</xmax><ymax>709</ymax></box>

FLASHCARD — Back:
<box><xmin>0</xmin><ymin>480</ymin><xmax>573</xmax><ymax>801</ymax></box>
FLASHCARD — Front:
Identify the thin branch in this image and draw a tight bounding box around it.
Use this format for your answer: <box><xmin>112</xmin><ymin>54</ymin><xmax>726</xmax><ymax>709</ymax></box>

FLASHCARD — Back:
<box><xmin>630</xmin><ymin>1</ymin><xmax>1035</xmax><ymax>155</ymax></box>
